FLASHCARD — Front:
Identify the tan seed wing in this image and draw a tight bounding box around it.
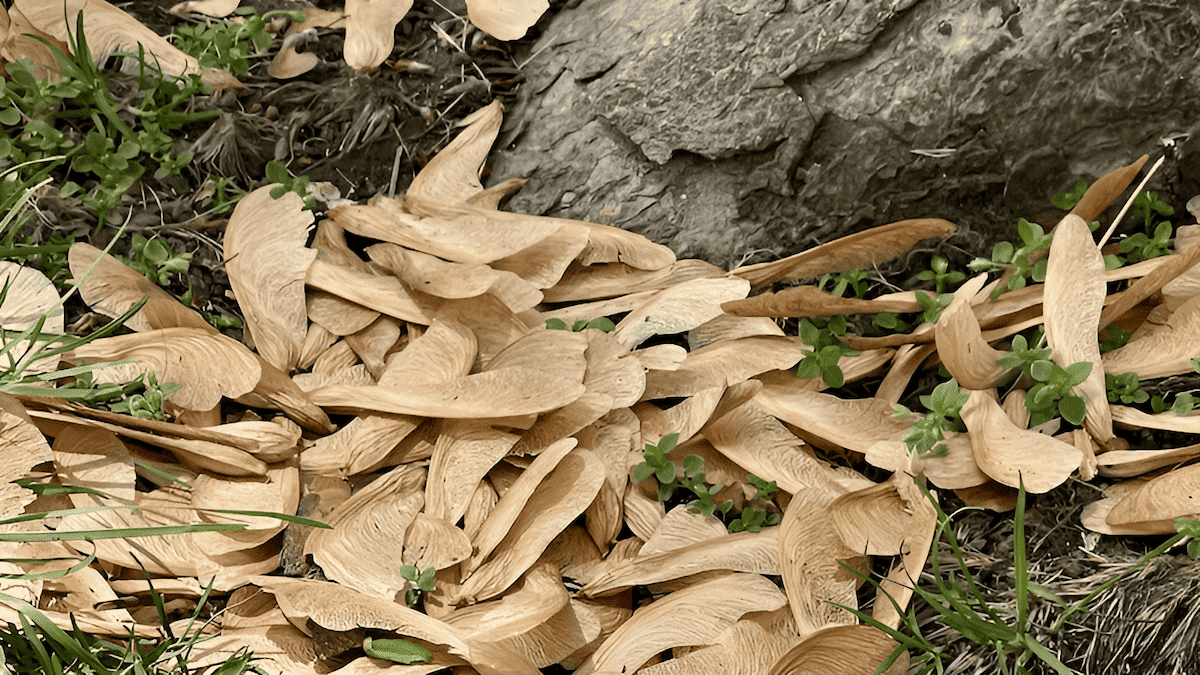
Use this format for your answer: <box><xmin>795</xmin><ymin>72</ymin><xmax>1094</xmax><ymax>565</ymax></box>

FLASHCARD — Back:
<box><xmin>224</xmin><ymin>187</ymin><xmax>317</xmax><ymax>373</ymax></box>
<box><xmin>1044</xmin><ymin>215</ymin><xmax>1112</xmax><ymax>445</ymax></box>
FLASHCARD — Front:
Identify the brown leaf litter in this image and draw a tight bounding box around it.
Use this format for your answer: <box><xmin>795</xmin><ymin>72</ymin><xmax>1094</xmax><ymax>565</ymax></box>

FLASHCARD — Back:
<box><xmin>0</xmin><ymin>79</ymin><xmax>1198</xmax><ymax>675</ymax></box>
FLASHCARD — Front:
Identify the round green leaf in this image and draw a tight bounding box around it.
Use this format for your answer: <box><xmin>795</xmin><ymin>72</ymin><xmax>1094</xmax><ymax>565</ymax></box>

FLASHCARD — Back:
<box><xmin>1064</xmin><ymin>361</ymin><xmax>1093</xmax><ymax>386</ymax></box>
<box><xmin>993</xmin><ymin>241</ymin><xmax>1015</xmax><ymax>263</ymax></box>
<box><xmin>1029</xmin><ymin>360</ymin><xmax>1054</xmax><ymax>382</ymax></box>
<box><xmin>1058</xmin><ymin>395</ymin><xmax>1086</xmax><ymax>426</ymax></box>
<box><xmin>632</xmin><ymin>463</ymin><xmax>653</xmax><ymax>483</ymax></box>
<box><xmin>821</xmin><ymin>365</ymin><xmax>845</xmax><ymax>388</ymax></box>
<box><xmin>655</xmin><ymin>464</ymin><xmax>675</xmax><ymax>485</ymax></box>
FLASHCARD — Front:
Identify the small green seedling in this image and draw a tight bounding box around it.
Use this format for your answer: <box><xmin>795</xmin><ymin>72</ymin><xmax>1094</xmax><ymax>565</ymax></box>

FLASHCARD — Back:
<box><xmin>914</xmin><ymin>290</ymin><xmax>953</xmax><ymax>324</ymax></box>
<box><xmin>398</xmin><ymin>565</ymin><xmax>436</xmax><ymax>606</ymax></box>
<box><xmin>1104</xmin><ymin>371</ymin><xmax>1148</xmax><ymax>405</ymax></box>
<box><xmin>895</xmin><ymin>378</ymin><xmax>969</xmax><ymax>456</ymax></box>
<box><xmin>1026</xmin><ymin>360</ymin><xmax>1092</xmax><ymax>427</ymax></box>
<box><xmin>110</xmin><ymin>372</ymin><xmax>181</xmax><ymax>420</ymax></box>
<box><xmin>1133</xmin><ymin>190</ymin><xmax>1175</xmax><ymax>231</ymax></box>
<box><xmin>545</xmin><ymin>317</ymin><xmax>616</xmax><ymax>332</ymax></box>
<box><xmin>818</xmin><ymin>268</ymin><xmax>868</xmax><ymax>299</ymax></box>
<box><xmin>728</xmin><ymin>474</ymin><xmax>779</xmax><ymax>533</ymax></box>
<box><xmin>795</xmin><ymin>316</ymin><xmax>859</xmax><ymax>388</ymax></box>
<box><xmin>998</xmin><ymin>333</ymin><xmax>1093</xmax><ymax>425</ymax></box>
<box><xmin>676</xmin><ymin>454</ymin><xmax>733</xmax><ymax>519</ymax></box>
<box><xmin>204</xmin><ymin>175</ymin><xmax>246</xmax><ymax>215</ymax></box>
<box><xmin>633</xmin><ymin>432</ymin><xmax>681</xmax><ymax>502</ymax></box>
<box><xmin>968</xmin><ymin>218</ymin><xmax>1054</xmax><ymax>298</ymax></box>
<box><xmin>266</xmin><ymin>160</ymin><xmax>316</xmax><ymax>209</ymax></box>
<box><xmin>1151</xmin><ymin>392</ymin><xmax>1198</xmax><ymax>416</ymax></box>
<box><xmin>1098</xmin><ymin>325</ymin><xmax>1131</xmax><ymax>353</ymax></box>
<box><xmin>1149</xmin><ymin>359</ymin><xmax>1200</xmax><ymax>415</ymax></box>
<box><xmin>119</xmin><ymin>234</ymin><xmax>192</xmax><ymax>287</ymax></box>
<box><xmin>996</xmin><ymin>333</ymin><xmax>1050</xmax><ymax>377</ymax></box>
<box><xmin>173</xmin><ymin>7</ymin><xmax>305</xmax><ymax>78</ymax></box>
<box><xmin>1116</xmin><ymin>191</ymin><xmax>1176</xmax><ymax>263</ymax></box>
<box><xmin>1119</xmin><ymin>220</ymin><xmax>1172</xmax><ymax>262</ymax></box>
<box><xmin>363</xmin><ymin>637</ymin><xmax>432</xmax><ymax>665</ymax></box>
<box><xmin>917</xmin><ymin>255</ymin><xmax>966</xmax><ymax>294</ymax></box>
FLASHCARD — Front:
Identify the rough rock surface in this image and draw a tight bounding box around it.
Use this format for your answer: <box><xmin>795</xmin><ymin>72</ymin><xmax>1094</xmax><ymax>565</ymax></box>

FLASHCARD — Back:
<box><xmin>491</xmin><ymin>0</ymin><xmax>1200</xmax><ymax>269</ymax></box>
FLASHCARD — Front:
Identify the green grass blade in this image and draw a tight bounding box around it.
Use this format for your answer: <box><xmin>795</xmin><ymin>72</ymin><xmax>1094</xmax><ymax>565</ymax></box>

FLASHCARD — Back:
<box><xmin>0</xmin><ymin>522</ymin><xmax>245</xmax><ymax>542</ymax></box>
<box><xmin>1013</xmin><ymin>479</ymin><xmax>1029</xmax><ymax>634</ymax></box>
<box><xmin>1023</xmin><ymin>635</ymin><xmax>1072</xmax><ymax>675</ymax></box>
<box><xmin>132</xmin><ymin>460</ymin><xmax>193</xmax><ymax>488</ymax></box>
<box><xmin>203</xmin><ymin>509</ymin><xmax>332</xmax><ymax>528</ymax></box>
<box><xmin>17</xmin><ymin>613</ymin><xmax>54</xmax><ymax>673</ymax></box>
<box><xmin>3</xmin><ymin>593</ymin><xmax>111</xmax><ymax>674</ymax></box>
<box><xmin>0</xmin><ymin>551</ymin><xmax>96</xmax><ymax>581</ymax></box>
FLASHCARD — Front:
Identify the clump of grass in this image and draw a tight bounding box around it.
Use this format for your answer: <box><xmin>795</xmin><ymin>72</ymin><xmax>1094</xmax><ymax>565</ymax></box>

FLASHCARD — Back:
<box><xmin>838</xmin><ymin>479</ymin><xmax>1200</xmax><ymax>675</ymax></box>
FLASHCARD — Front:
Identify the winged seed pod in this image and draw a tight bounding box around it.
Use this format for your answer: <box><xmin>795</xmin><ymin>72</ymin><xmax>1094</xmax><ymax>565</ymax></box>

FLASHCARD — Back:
<box><xmin>959</xmin><ymin>389</ymin><xmax>1082</xmax><ymax>493</ymax></box>
<box><xmin>1043</xmin><ymin>214</ymin><xmax>1113</xmax><ymax>447</ymax></box>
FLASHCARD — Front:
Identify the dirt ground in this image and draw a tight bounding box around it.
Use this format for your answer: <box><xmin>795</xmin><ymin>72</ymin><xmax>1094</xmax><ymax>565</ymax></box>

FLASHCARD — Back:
<box><xmin>17</xmin><ymin>1</ymin><xmax>1200</xmax><ymax>673</ymax></box>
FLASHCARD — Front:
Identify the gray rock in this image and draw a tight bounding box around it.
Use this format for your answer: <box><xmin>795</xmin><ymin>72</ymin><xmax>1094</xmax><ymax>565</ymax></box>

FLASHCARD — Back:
<box><xmin>491</xmin><ymin>0</ymin><xmax>1200</xmax><ymax>270</ymax></box>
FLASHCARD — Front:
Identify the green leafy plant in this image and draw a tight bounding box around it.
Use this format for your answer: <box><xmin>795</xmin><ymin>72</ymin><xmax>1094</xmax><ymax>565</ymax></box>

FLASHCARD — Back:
<box><xmin>265</xmin><ymin>160</ymin><xmax>315</xmax><ymax>210</ymax></box>
<box><xmin>873</xmin><ymin>311</ymin><xmax>911</xmax><ymax>333</ymax></box>
<box><xmin>795</xmin><ymin>316</ymin><xmax>859</xmax><ymax>388</ymax></box>
<box><xmin>676</xmin><ymin>454</ymin><xmax>732</xmax><ymax>520</ymax></box>
<box><xmin>1116</xmin><ymin>191</ymin><xmax>1176</xmax><ymax>263</ymax></box>
<box><xmin>993</xmin><ymin>332</ymin><xmax>1094</xmax><ymax>426</ymax></box>
<box><xmin>1150</xmin><ymin>392</ymin><xmax>1198</xmax><ymax>416</ymax></box>
<box><xmin>203</xmin><ymin>175</ymin><xmax>245</xmax><ymax>215</ymax></box>
<box><xmin>1105</xmin><ymin>371</ymin><xmax>1148</xmax><ymax>405</ymax></box>
<box><xmin>995</xmin><ymin>333</ymin><xmax>1051</xmax><ymax>377</ymax></box>
<box><xmin>1148</xmin><ymin>358</ymin><xmax>1200</xmax><ymax>414</ymax></box>
<box><xmin>1051</xmin><ymin>179</ymin><xmax>1088</xmax><ymax>210</ymax></box>
<box><xmin>914</xmin><ymin>290</ymin><xmax>953</xmax><ymax>324</ymax></box>
<box><xmin>917</xmin><ymin>255</ymin><xmax>966</xmax><ymax>294</ymax></box>
<box><xmin>108</xmin><ymin>372</ymin><xmax>182</xmax><ymax>420</ymax></box>
<box><xmin>632</xmin><ymin>432</ymin><xmax>681</xmax><ymax>502</ymax></box>
<box><xmin>1098</xmin><ymin>325</ymin><xmax>1131</xmax><ymax>353</ymax></box>
<box><xmin>545</xmin><ymin>316</ymin><xmax>616</xmax><ymax>332</ymax></box>
<box><xmin>14</xmin><ymin>17</ymin><xmax>216</xmax><ymax>227</ymax></box>
<box><xmin>173</xmin><ymin>7</ymin><xmax>305</xmax><ymax>78</ymax></box>
<box><xmin>1133</xmin><ymin>190</ymin><xmax>1175</xmax><ymax>231</ymax></box>
<box><xmin>117</xmin><ymin>233</ymin><xmax>192</xmax><ymax>287</ymax></box>
<box><xmin>728</xmin><ymin>474</ymin><xmax>779</xmax><ymax>533</ymax></box>
<box><xmin>0</xmin><ymin>16</ymin><xmax>217</xmax><ymax>228</ymax></box>
<box><xmin>634</xmin><ymin>434</ymin><xmax>783</xmax><ymax>531</ymax></box>
<box><xmin>1119</xmin><ymin>220</ymin><xmax>1173</xmax><ymax>262</ymax></box>
<box><xmin>895</xmin><ymin>378</ymin><xmax>969</xmax><ymax>457</ymax></box>
<box><xmin>1023</xmin><ymin>360</ymin><xmax>1092</xmax><ymax>427</ymax></box>
<box><xmin>398</xmin><ymin>565</ymin><xmax>436</xmax><ymax>606</ymax></box>
<box><xmin>968</xmin><ymin>219</ymin><xmax>1053</xmax><ymax>298</ymax></box>
<box><xmin>818</xmin><ymin>268</ymin><xmax>868</xmax><ymax>298</ymax></box>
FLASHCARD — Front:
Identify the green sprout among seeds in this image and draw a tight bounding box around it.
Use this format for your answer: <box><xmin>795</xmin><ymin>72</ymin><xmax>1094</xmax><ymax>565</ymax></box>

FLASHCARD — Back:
<box><xmin>545</xmin><ymin>316</ymin><xmax>617</xmax><ymax>332</ymax></box>
<box><xmin>398</xmin><ymin>565</ymin><xmax>436</xmax><ymax>606</ymax></box>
